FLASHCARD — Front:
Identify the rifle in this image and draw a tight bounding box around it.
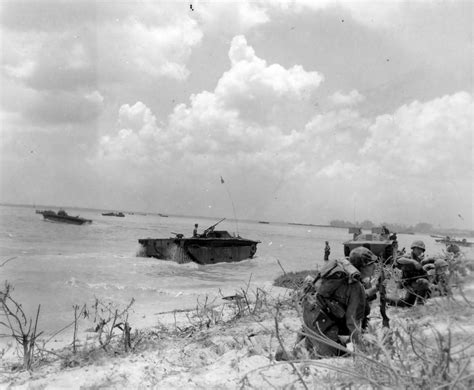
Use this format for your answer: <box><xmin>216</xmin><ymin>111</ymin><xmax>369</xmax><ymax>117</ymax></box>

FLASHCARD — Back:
<box><xmin>203</xmin><ymin>218</ymin><xmax>226</xmax><ymax>236</ymax></box>
<box><xmin>378</xmin><ymin>248</ymin><xmax>394</xmax><ymax>328</ymax></box>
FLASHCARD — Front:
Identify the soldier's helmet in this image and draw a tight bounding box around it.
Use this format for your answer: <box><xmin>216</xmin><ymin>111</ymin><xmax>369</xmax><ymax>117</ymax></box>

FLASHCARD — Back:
<box><xmin>410</xmin><ymin>240</ymin><xmax>426</xmax><ymax>251</ymax></box>
<box><xmin>434</xmin><ymin>259</ymin><xmax>449</xmax><ymax>269</ymax></box>
<box><xmin>349</xmin><ymin>247</ymin><xmax>377</xmax><ymax>270</ymax></box>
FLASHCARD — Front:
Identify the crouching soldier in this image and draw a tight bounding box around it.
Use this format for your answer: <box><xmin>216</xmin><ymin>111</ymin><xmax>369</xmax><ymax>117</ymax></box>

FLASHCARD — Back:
<box><xmin>387</xmin><ymin>240</ymin><xmax>430</xmax><ymax>307</ymax></box>
<box><xmin>295</xmin><ymin>247</ymin><xmax>377</xmax><ymax>358</ymax></box>
<box><xmin>422</xmin><ymin>258</ymin><xmax>451</xmax><ymax>296</ymax></box>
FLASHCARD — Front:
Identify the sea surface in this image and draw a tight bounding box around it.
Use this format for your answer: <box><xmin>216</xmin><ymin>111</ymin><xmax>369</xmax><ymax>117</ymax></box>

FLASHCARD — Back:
<box><xmin>0</xmin><ymin>204</ymin><xmax>471</xmax><ymax>342</ymax></box>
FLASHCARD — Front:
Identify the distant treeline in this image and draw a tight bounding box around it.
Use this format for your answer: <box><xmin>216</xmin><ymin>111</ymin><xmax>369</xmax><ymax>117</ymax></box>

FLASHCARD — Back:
<box><xmin>329</xmin><ymin>220</ymin><xmax>434</xmax><ymax>233</ymax></box>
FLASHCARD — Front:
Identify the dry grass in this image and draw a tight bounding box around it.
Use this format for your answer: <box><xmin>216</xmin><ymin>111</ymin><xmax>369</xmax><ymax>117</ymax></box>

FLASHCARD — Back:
<box><xmin>1</xmin><ymin>255</ymin><xmax>473</xmax><ymax>389</ymax></box>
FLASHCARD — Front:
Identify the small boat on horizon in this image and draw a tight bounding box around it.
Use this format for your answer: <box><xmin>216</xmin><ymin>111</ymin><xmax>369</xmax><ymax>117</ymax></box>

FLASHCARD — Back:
<box><xmin>102</xmin><ymin>212</ymin><xmax>125</xmax><ymax>217</ymax></box>
<box><xmin>435</xmin><ymin>237</ymin><xmax>474</xmax><ymax>247</ymax></box>
<box><xmin>37</xmin><ymin>210</ymin><xmax>92</xmax><ymax>225</ymax></box>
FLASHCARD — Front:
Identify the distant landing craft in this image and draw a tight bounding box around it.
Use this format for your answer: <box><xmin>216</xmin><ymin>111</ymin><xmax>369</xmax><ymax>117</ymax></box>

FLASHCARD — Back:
<box><xmin>37</xmin><ymin>209</ymin><xmax>92</xmax><ymax>225</ymax></box>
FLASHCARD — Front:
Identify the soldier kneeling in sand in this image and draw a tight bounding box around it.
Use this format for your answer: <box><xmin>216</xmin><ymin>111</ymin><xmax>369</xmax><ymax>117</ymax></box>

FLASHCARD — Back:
<box><xmin>387</xmin><ymin>240</ymin><xmax>430</xmax><ymax>307</ymax></box>
<box><xmin>278</xmin><ymin>247</ymin><xmax>377</xmax><ymax>359</ymax></box>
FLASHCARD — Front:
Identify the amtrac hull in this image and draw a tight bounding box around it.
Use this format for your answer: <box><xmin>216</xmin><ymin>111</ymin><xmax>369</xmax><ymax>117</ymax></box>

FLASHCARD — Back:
<box><xmin>43</xmin><ymin>214</ymin><xmax>92</xmax><ymax>225</ymax></box>
<box><xmin>38</xmin><ymin>210</ymin><xmax>92</xmax><ymax>225</ymax></box>
<box><xmin>138</xmin><ymin>235</ymin><xmax>259</xmax><ymax>265</ymax></box>
<box><xmin>343</xmin><ymin>227</ymin><xmax>397</xmax><ymax>263</ymax></box>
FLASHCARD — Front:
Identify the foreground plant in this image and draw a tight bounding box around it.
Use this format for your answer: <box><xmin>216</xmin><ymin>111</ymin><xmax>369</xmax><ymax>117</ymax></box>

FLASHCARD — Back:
<box><xmin>0</xmin><ymin>282</ymin><xmax>43</xmax><ymax>370</ymax></box>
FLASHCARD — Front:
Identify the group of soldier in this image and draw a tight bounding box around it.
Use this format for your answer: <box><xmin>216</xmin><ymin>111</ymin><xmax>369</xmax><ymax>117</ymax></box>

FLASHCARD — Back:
<box><xmin>279</xmin><ymin>239</ymin><xmax>455</xmax><ymax>360</ymax></box>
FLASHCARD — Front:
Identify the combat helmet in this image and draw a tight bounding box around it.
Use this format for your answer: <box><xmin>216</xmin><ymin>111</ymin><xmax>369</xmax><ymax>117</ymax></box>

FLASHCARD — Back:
<box><xmin>410</xmin><ymin>240</ymin><xmax>426</xmax><ymax>252</ymax></box>
<box><xmin>349</xmin><ymin>247</ymin><xmax>377</xmax><ymax>270</ymax></box>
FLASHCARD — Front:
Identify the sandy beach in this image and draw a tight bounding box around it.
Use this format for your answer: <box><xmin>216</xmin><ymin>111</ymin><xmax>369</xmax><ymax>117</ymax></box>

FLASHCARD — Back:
<box><xmin>1</xmin><ymin>264</ymin><xmax>473</xmax><ymax>389</ymax></box>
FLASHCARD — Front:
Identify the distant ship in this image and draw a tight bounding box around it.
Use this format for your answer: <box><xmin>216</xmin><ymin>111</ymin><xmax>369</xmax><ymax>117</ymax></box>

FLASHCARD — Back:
<box><xmin>138</xmin><ymin>218</ymin><xmax>260</xmax><ymax>265</ymax></box>
<box><xmin>37</xmin><ymin>210</ymin><xmax>92</xmax><ymax>225</ymax></box>
<box><xmin>435</xmin><ymin>237</ymin><xmax>474</xmax><ymax>247</ymax></box>
<box><xmin>102</xmin><ymin>212</ymin><xmax>125</xmax><ymax>217</ymax></box>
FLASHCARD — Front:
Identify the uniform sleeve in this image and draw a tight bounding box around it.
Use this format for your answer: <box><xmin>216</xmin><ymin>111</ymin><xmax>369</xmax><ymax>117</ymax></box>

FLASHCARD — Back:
<box><xmin>345</xmin><ymin>282</ymin><xmax>366</xmax><ymax>340</ymax></box>
<box><xmin>396</xmin><ymin>257</ymin><xmax>422</xmax><ymax>271</ymax></box>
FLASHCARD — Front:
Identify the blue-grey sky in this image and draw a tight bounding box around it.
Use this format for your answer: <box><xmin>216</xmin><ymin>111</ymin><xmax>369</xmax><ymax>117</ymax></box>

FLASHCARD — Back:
<box><xmin>0</xmin><ymin>0</ymin><xmax>472</xmax><ymax>229</ymax></box>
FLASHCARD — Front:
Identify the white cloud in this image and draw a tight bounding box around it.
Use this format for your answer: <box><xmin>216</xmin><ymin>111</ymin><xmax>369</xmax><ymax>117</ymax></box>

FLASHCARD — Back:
<box><xmin>92</xmin><ymin>36</ymin><xmax>328</xmax><ymax>216</ymax></box>
<box><xmin>221</xmin><ymin>35</ymin><xmax>323</xmax><ymax>99</ymax></box>
<box><xmin>361</xmin><ymin>91</ymin><xmax>473</xmax><ymax>178</ymax></box>
<box><xmin>2</xmin><ymin>2</ymin><xmax>471</xmax><ymax>227</ymax></box>
<box><xmin>98</xmin><ymin>16</ymin><xmax>202</xmax><ymax>81</ymax></box>
<box><xmin>316</xmin><ymin>160</ymin><xmax>358</xmax><ymax>179</ymax></box>
<box><xmin>84</xmin><ymin>90</ymin><xmax>104</xmax><ymax>105</ymax></box>
<box><xmin>0</xmin><ymin>1</ymin><xmax>204</xmax><ymax>127</ymax></box>
<box><xmin>337</xmin><ymin>0</ymin><xmax>404</xmax><ymax>28</ymax></box>
<box><xmin>329</xmin><ymin>90</ymin><xmax>365</xmax><ymax>106</ymax></box>
<box><xmin>3</xmin><ymin>60</ymin><xmax>36</xmax><ymax>79</ymax></box>
<box><xmin>1</xmin><ymin>3</ymin><xmax>203</xmax><ymax>86</ymax></box>
<box><xmin>263</xmin><ymin>0</ymin><xmax>405</xmax><ymax>28</ymax></box>
<box><xmin>214</xmin><ymin>35</ymin><xmax>323</xmax><ymax>126</ymax></box>
<box><xmin>99</xmin><ymin>101</ymin><xmax>166</xmax><ymax>163</ymax></box>
<box><xmin>195</xmin><ymin>1</ymin><xmax>269</xmax><ymax>32</ymax></box>
<box><xmin>118</xmin><ymin>102</ymin><xmax>157</xmax><ymax>133</ymax></box>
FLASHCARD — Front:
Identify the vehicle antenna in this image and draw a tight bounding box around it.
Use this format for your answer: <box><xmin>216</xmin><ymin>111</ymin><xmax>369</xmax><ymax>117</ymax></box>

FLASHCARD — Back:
<box><xmin>220</xmin><ymin>176</ymin><xmax>239</xmax><ymax>235</ymax></box>
<box><xmin>353</xmin><ymin>195</ymin><xmax>357</xmax><ymax>225</ymax></box>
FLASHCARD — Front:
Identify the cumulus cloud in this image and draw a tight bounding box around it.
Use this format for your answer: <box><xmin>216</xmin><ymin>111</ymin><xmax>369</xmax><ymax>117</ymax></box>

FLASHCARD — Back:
<box><xmin>329</xmin><ymin>90</ymin><xmax>365</xmax><ymax>106</ymax></box>
<box><xmin>0</xmin><ymin>1</ymin><xmax>203</xmax><ymax>126</ymax></box>
<box><xmin>263</xmin><ymin>0</ymin><xmax>404</xmax><ymax>28</ymax></box>
<box><xmin>92</xmin><ymin>35</ymin><xmax>328</xmax><ymax>215</ymax></box>
<box><xmin>97</xmin><ymin>15</ymin><xmax>202</xmax><ymax>82</ymax></box>
<box><xmin>98</xmin><ymin>101</ymin><xmax>167</xmax><ymax>164</ymax></box>
<box><xmin>195</xmin><ymin>0</ymin><xmax>269</xmax><ymax>32</ymax></box>
<box><xmin>97</xmin><ymin>35</ymin><xmax>325</xmax><ymax>164</ymax></box>
<box><xmin>361</xmin><ymin>92</ymin><xmax>473</xmax><ymax>178</ymax></box>
<box><xmin>215</xmin><ymin>35</ymin><xmax>324</xmax><ymax>126</ymax></box>
<box><xmin>2</xmin><ymin>2</ymin><xmax>471</xmax><ymax>227</ymax></box>
<box><xmin>316</xmin><ymin>160</ymin><xmax>358</xmax><ymax>179</ymax></box>
<box><xmin>166</xmin><ymin>36</ymin><xmax>324</xmax><ymax>159</ymax></box>
<box><xmin>222</xmin><ymin>35</ymin><xmax>323</xmax><ymax>99</ymax></box>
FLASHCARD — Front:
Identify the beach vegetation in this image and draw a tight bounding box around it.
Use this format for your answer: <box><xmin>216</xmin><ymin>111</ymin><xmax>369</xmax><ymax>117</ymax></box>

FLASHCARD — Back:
<box><xmin>0</xmin><ymin>282</ymin><xmax>42</xmax><ymax>370</ymax></box>
<box><xmin>273</xmin><ymin>270</ymin><xmax>319</xmax><ymax>290</ymax></box>
<box><xmin>0</xmin><ymin>252</ymin><xmax>473</xmax><ymax>388</ymax></box>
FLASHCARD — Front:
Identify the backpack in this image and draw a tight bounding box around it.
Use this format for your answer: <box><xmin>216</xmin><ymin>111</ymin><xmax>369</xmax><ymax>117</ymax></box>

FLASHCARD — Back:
<box><xmin>301</xmin><ymin>259</ymin><xmax>361</xmax><ymax>327</ymax></box>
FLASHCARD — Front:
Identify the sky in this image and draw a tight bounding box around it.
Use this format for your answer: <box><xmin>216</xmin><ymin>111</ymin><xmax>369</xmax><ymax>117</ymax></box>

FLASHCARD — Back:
<box><xmin>0</xmin><ymin>0</ymin><xmax>472</xmax><ymax>229</ymax></box>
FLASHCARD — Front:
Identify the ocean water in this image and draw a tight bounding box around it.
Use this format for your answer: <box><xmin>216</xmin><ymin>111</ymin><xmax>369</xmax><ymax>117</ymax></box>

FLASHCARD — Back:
<box><xmin>0</xmin><ymin>204</ymin><xmax>471</xmax><ymax>340</ymax></box>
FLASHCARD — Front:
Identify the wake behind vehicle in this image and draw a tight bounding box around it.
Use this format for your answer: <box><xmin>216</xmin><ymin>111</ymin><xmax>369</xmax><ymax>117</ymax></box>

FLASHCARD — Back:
<box><xmin>138</xmin><ymin>218</ymin><xmax>260</xmax><ymax>265</ymax></box>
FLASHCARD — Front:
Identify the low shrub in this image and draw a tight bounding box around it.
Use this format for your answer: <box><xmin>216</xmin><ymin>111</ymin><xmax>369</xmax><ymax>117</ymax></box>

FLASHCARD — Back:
<box><xmin>273</xmin><ymin>270</ymin><xmax>319</xmax><ymax>290</ymax></box>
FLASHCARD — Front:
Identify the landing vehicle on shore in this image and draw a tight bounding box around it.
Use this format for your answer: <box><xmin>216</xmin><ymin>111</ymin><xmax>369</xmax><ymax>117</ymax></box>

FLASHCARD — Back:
<box><xmin>343</xmin><ymin>227</ymin><xmax>398</xmax><ymax>263</ymax></box>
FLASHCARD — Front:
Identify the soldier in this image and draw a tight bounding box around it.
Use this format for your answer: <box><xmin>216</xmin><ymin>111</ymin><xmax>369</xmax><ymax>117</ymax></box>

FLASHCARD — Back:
<box><xmin>193</xmin><ymin>223</ymin><xmax>199</xmax><ymax>237</ymax></box>
<box><xmin>421</xmin><ymin>257</ymin><xmax>451</xmax><ymax>296</ymax></box>
<box><xmin>324</xmin><ymin>241</ymin><xmax>331</xmax><ymax>261</ymax></box>
<box><xmin>387</xmin><ymin>240</ymin><xmax>430</xmax><ymax>307</ymax></box>
<box><xmin>294</xmin><ymin>247</ymin><xmax>377</xmax><ymax>358</ymax></box>
<box><xmin>446</xmin><ymin>243</ymin><xmax>460</xmax><ymax>256</ymax></box>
